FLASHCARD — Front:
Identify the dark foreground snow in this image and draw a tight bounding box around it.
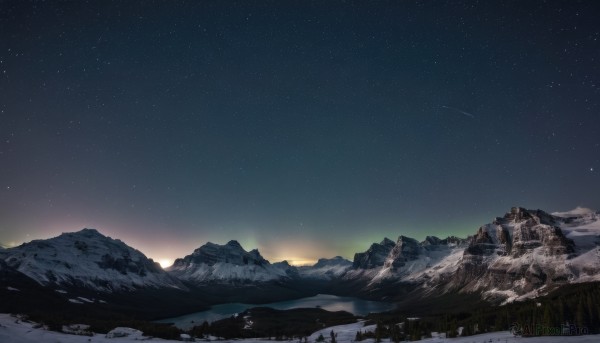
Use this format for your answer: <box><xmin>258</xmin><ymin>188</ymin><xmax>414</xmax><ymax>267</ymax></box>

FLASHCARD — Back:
<box><xmin>1</xmin><ymin>313</ymin><xmax>599</xmax><ymax>343</ymax></box>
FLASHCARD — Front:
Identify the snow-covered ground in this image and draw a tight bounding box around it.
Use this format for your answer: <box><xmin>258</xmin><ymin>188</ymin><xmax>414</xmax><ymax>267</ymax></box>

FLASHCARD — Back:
<box><xmin>2</xmin><ymin>313</ymin><xmax>600</xmax><ymax>343</ymax></box>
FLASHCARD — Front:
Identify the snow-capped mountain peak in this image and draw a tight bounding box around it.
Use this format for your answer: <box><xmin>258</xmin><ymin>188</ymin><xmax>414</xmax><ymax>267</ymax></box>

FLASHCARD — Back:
<box><xmin>342</xmin><ymin>206</ymin><xmax>600</xmax><ymax>304</ymax></box>
<box><xmin>313</xmin><ymin>256</ymin><xmax>352</xmax><ymax>268</ymax></box>
<box><xmin>352</xmin><ymin>237</ymin><xmax>396</xmax><ymax>269</ymax></box>
<box><xmin>2</xmin><ymin>206</ymin><xmax>599</xmax><ymax>304</ymax></box>
<box><xmin>168</xmin><ymin>241</ymin><xmax>287</xmax><ymax>283</ymax></box>
<box><xmin>429</xmin><ymin>207</ymin><xmax>600</xmax><ymax>303</ymax></box>
<box><xmin>176</xmin><ymin>240</ymin><xmax>268</xmax><ymax>267</ymax></box>
<box><xmin>345</xmin><ymin>233</ymin><xmax>468</xmax><ymax>284</ymax></box>
<box><xmin>296</xmin><ymin>256</ymin><xmax>353</xmax><ymax>280</ymax></box>
<box><xmin>0</xmin><ymin>228</ymin><xmax>185</xmax><ymax>292</ymax></box>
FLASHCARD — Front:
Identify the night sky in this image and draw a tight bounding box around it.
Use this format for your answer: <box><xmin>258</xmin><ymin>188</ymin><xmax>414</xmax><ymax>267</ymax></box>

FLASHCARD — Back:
<box><xmin>1</xmin><ymin>1</ymin><xmax>599</xmax><ymax>266</ymax></box>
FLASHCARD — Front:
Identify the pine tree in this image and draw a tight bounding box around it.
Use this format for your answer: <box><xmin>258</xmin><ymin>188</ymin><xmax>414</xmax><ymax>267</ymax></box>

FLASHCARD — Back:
<box><xmin>375</xmin><ymin>322</ymin><xmax>383</xmax><ymax>343</ymax></box>
<box><xmin>586</xmin><ymin>293</ymin><xmax>595</xmax><ymax>328</ymax></box>
<box><xmin>495</xmin><ymin>308</ymin><xmax>508</xmax><ymax>331</ymax></box>
<box><xmin>448</xmin><ymin>318</ymin><xmax>458</xmax><ymax>338</ymax></box>
<box><xmin>558</xmin><ymin>297</ymin><xmax>566</xmax><ymax>324</ymax></box>
<box><xmin>390</xmin><ymin>324</ymin><xmax>401</xmax><ymax>343</ymax></box>
<box><xmin>410</xmin><ymin>320</ymin><xmax>420</xmax><ymax>341</ymax></box>
<box><xmin>543</xmin><ymin>303</ymin><xmax>553</xmax><ymax>327</ymax></box>
<box><xmin>576</xmin><ymin>298</ymin><xmax>586</xmax><ymax>328</ymax></box>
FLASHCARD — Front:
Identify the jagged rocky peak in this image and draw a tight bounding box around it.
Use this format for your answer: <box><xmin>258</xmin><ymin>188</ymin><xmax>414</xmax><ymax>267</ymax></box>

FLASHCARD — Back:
<box><xmin>464</xmin><ymin>223</ymin><xmax>509</xmax><ymax>256</ymax></box>
<box><xmin>445</xmin><ymin>206</ymin><xmax>589</xmax><ymax>300</ymax></box>
<box><xmin>382</xmin><ymin>235</ymin><xmax>422</xmax><ymax>269</ymax></box>
<box><xmin>443</xmin><ymin>235</ymin><xmax>468</xmax><ymax>245</ymax></box>
<box><xmin>496</xmin><ymin>207</ymin><xmax>556</xmax><ymax>226</ymax></box>
<box><xmin>352</xmin><ymin>237</ymin><xmax>396</xmax><ymax>269</ymax></box>
<box><xmin>422</xmin><ymin>236</ymin><xmax>442</xmax><ymax>246</ymax></box>
<box><xmin>489</xmin><ymin>206</ymin><xmax>572</xmax><ymax>257</ymax></box>
<box><xmin>173</xmin><ymin>240</ymin><xmax>269</xmax><ymax>267</ymax></box>
<box><xmin>313</xmin><ymin>256</ymin><xmax>352</xmax><ymax>268</ymax></box>
<box><xmin>353</xmin><ymin>233</ymin><xmax>471</xmax><ymax>271</ymax></box>
<box><xmin>273</xmin><ymin>260</ymin><xmax>292</xmax><ymax>268</ymax></box>
<box><xmin>394</xmin><ymin>235</ymin><xmax>421</xmax><ymax>258</ymax></box>
<box><xmin>168</xmin><ymin>240</ymin><xmax>290</xmax><ymax>283</ymax></box>
<box><xmin>464</xmin><ymin>207</ymin><xmax>575</xmax><ymax>258</ymax></box>
<box><xmin>511</xmin><ymin>219</ymin><xmax>574</xmax><ymax>258</ymax></box>
<box><xmin>423</xmin><ymin>235</ymin><xmax>467</xmax><ymax>248</ymax></box>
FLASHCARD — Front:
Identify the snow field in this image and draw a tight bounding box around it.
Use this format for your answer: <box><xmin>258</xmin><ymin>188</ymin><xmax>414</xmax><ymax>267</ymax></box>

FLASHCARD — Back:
<box><xmin>2</xmin><ymin>314</ymin><xmax>600</xmax><ymax>343</ymax></box>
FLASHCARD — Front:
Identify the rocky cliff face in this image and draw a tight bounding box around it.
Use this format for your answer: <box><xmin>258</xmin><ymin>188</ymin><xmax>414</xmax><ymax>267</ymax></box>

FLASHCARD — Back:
<box><xmin>383</xmin><ymin>236</ymin><xmax>422</xmax><ymax>270</ymax></box>
<box><xmin>431</xmin><ymin>207</ymin><xmax>593</xmax><ymax>303</ymax></box>
<box><xmin>345</xmin><ymin>233</ymin><xmax>468</xmax><ymax>285</ymax></box>
<box><xmin>348</xmin><ymin>207</ymin><xmax>600</xmax><ymax>303</ymax></box>
<box><xmin>352</xmin><ymin>238</ymin><xmax>396</xmax><ymax>269</ymax></box>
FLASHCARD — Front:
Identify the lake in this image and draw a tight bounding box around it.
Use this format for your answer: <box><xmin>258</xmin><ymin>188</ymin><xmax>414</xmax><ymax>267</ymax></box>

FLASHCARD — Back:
<box><xmin>156</xmin><ymin>294</ymin><xmax>396</xmax><ymax>329</ymax></box>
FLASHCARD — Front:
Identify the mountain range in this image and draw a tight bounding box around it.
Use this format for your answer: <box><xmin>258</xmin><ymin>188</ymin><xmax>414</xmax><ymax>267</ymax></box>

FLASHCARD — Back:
<box><xmin>1</xmin><ymin>206</ymin><xmax>599</xmax><ymax>317</ymax></box>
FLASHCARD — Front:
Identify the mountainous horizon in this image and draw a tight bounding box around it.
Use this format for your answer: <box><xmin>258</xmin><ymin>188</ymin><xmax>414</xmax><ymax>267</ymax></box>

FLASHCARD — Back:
<box><xmin>2</xmin><ymin>204</ymin><xmax>600</xmax><ymax>341</ymax></box>
<box><xmin>2</xmin><ymin>205</ymin><xmax>599</xmax><ymax>306</ymax></box>
<box><xmin>4</xmin><ymin>205</ymin><xmax>597</xmax><ymax>267</ymax></box>
<box><xmin>3</xmin><ymin>1</ymin><xmax>599</xmax><ymax>340</ymax></box>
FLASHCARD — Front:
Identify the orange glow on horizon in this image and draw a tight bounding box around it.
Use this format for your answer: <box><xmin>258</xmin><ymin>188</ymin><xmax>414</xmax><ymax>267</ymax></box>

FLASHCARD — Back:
<box><xmin>158</xmin><ymin>259</ymin><xmax>173</xmax><ymax>269</ymax></box>
<box><xmin>282</xmin><ymin>258</ymin><xmax>317</xmax><ymax>267</ymax></box>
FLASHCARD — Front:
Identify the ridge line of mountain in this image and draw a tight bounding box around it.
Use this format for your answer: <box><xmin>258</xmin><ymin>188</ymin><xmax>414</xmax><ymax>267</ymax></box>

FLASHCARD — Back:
<box><xmin>1</xmin><ymin>206</ymin><xmax>599</xmax><ymax>304</ymax></box>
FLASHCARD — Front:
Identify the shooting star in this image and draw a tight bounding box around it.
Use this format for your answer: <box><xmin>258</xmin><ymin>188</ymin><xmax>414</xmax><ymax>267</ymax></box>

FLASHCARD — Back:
<box><xmin>441</xmin><ymin>105</ymin><xmax>475</xmax><ymax>119</ymax></box>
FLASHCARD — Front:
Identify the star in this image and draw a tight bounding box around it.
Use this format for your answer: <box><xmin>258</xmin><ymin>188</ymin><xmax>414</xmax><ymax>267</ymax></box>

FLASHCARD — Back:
<box><xmin>0</xmin><ymin>1</ymin><xmax>599</xmax><ymax>265</ymax></box>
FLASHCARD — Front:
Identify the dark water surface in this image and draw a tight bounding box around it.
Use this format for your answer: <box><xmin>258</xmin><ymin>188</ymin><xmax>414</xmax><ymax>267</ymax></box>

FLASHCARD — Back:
<box><xmin>157</xmin><ymin>294</ymin><xmax>395</xmax><ymax>329</ymax></box>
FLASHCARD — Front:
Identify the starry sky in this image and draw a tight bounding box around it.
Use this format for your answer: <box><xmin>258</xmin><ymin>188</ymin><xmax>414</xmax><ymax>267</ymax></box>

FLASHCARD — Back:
<box><xmin>1</xmin><ymin>1</ymin><xmax>599</xmax><ymax>267</ymax></box>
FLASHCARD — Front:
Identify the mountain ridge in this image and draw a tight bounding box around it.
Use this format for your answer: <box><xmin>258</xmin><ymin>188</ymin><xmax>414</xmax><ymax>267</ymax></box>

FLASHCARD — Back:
<box><xmin>1</xmin><ymin>206</ymin><xmax>599</xmax><ymax>306</ymax></box>
<box><xmin>0</xmin><ymin>228</ymin><xmax>185</xmax><ymax>292</ymax></box>
<box><xmin>167</xmin><ymin>239</ymin><xmax>289</xmax><ymax>283</ymax></box>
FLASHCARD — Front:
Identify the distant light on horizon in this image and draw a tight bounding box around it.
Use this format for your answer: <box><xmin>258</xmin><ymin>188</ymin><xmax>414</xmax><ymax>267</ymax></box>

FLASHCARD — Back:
<box><xmin>282</xmin><ymin>259</ymin><xmax>318</xmax><ymax>267</ymax></box>
<box><xmin>158</xmin><ymin>259</ymin><xmax>173</xmax><ymax>269</ymax></box>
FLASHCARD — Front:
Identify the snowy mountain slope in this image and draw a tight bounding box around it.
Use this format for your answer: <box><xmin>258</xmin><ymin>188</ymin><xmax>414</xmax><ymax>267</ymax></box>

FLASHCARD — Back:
<box><xmin>555</xmin><ymin>207</ymin><xmax>600</xmax><ymax>250</ymax></box>
<box><xmin>346</xmin><ymin>207</ymin><xmax>600</xmax><ymax>303</ymax></box>
<box><xmin>121</xmin><ymin>205</ymin><xmax>600</xmax><ymax>302</ymax></box>
<box><xmin>344</xmin><ymin>235</ymin><xmax>468</xmax><ymax>286</ymax></box>
<box><xmin>418</xmin><ymin>207</ymin><xmax>600</xmax><ymax>302</ymax></box>
<box><xmin>553</xmin><ymin>208</ymin><xmax>600</xmax><ymax>285</ymax></box>
<box><xmin>1</xmin><ymin>206</ymin><xmax>599</xmax><ymax>303</ymax></box>
<box><xmin>297</xmin><ymin>256</ymin><xmax>352</xmax><ymax>280</ymax></box>
<box><xmin>272</xmin><ymin>260</ymin><xmax>301</xmax><ymax>278</ymax></box>
<box><xmin>0</xmin><ymin>228</ymin><xmax>185</xmax><ymax>292</ymax></box>
<box><xmin>167</xmin><ymin>240</ymin><xmax>289</xmax><ymax>283</ymax></box>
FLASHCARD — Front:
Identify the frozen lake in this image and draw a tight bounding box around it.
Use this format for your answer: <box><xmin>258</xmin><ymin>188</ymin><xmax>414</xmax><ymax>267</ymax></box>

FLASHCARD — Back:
<box><xmin>156</xmin><ymin>294</ymin><xmax>396</xmax><ymax>329</ymax></box>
